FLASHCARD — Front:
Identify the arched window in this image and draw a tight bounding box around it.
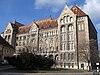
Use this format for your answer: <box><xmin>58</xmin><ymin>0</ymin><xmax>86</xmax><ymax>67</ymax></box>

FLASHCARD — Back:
<box><xmin>70</xmin><ymin>17</ymin><xmax>73</xmax><ymax>22</ymax></box>
<box><xmin>61</xmin><ymin>26</ymin><xmax>66</xmax><ymax>32</ymax></box>
<box><xmin>5</xmin><ymin>36</ymin><xmax>7</xmax><ymax>40</ymax></box>
<box><xmin>68</xmin><ymin>24</ymin><xmax>73</xmax><ymax>32</ymax></box>
<box><xmin>67</xmin><ymin>15</ymin><xmax>70</xmax><ymax>23</ymax></box>
<box><xmin>63</xmin><ymin>16</ymin><xmax>67</xmax><ymax>23</ymax></box>
<box><xmin>49</xmin><ymin>55</ymin><xmax>53</xmax><ymax>59</ymax></box>
<box><xmin>8</xmin><ymin>35</ymin><xmax>10</xmax><ymax>41</ymax></box>
<box><xmin>60</xmin><ymin>19</ymin><xmax>63</xmax><ymax>24</ymax></box>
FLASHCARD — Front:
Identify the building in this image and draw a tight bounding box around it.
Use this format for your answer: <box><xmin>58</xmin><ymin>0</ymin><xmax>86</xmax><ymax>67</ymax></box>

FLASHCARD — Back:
<box><xmin>0</xmin><ymin>36</ymin><xmax>15</xmax><ymax>61</ymax></box>
<box><xmin>1</xmin><ymin>5</ymin><xmax>99</xmax><ymax>70</ymax></box>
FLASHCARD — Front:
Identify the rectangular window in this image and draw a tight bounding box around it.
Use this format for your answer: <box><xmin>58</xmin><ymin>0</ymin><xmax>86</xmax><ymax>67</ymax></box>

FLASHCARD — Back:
<box><xmin>81</xmin><ymin>24</ymin><xmax>84</xmax><ymax>30</ymax></box>
<box><xmin>79</xmin><ymin>25</ymin><xmax>81</xmax><ymax>30</ymax></box>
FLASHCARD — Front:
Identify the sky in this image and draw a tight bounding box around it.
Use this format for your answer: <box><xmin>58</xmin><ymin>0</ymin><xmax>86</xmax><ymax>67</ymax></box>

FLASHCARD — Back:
<box><xmin>0</xmin><ymin>0</ymin><xmax>100</xmax><ymax>47</ymax></box>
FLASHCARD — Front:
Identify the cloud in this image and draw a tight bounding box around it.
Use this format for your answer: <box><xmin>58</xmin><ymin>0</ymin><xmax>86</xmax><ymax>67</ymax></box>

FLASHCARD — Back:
<box><xmin>96</xmin><ymin>23</ymin><xmax>100</xmax><ymax>30</ymax></box>
<box><xmin>82</xmin><ymin>0</ymin><xmax>100</xmax><ymax>21</ymax></box>
<box><xmin>34</xmin><ymin>0</ymin><xmax>70</xmax><ymax>13</ymax></box>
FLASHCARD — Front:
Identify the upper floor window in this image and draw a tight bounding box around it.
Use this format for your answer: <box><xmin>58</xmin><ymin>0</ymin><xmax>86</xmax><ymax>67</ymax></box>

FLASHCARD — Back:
<box><xmin>68</xmin><ymin>33</ymin><xmax>74</xmax><ymax>41</ymax></box>
<box><xmin>67</xmin><ymin>15</ymin><xmax>70</xmax><ymax>23</ymax></box>
<box><xmin>60</xmin><ymin>19</ymin><xmax>63</xmax><ymax>24</ymax></box>
<box><xmin>61</xmin><ymin>43</ymin><xmax>66</xmax><ymax>50</ymax></box>
<box><xmin>71</xmin><ymin>53</ymin><xmax>74</xmax><ymax>60</ymax></box>
<box><xmin>63</xmin><ymin>16</ymin><xmax>67</xmax><ymax>23</ymax></box>
<box><xmin>39</xmin><ymin>39</ymin><xmax>43</xmax><ymax>44</ymax></box>
<box><xmin>61</xmin><ymin>26</ymin><xmax>66</xmax><ymax>33</ymax></box>
<box><xmin>45</xmin><ymin>39</ymin><xmax>48</xmax><ymax>44</ymax></box>
<box><xmin>8</xmin><ymin>35</ymin><xmax>10</xmax><ymax>41</ymax></box>
<box><xmin>68</xmin><ymin>43</ymin><xmax>74</xmax><ymax>50</ymax></box>
<box><xmin>70</xmin><ymin>17</ymin><xmax>73</xmax><ymax>22</ymax></box>
<box><xmin>31</xmin><ymin>38</ymin><xmax>36</xmax><ymax>44</ymax></box>
<box><xmin>68</xmin><ymin>24</ymin><xmax>73</xmax><ymax>32</ymax></box>
<box><xmin>78</xmin><ymin>24</ymin><xmax>84</xmax><ymax>31</ymax></box>
<box><xmin>5</xmin><ymin>35</ymin><xmax>7</xmax><ymax>40</ymax></box>
<box><xmin>31</xmin><ymin>34</ymin><xmax>36</xmax><ymax>37</ymax></box>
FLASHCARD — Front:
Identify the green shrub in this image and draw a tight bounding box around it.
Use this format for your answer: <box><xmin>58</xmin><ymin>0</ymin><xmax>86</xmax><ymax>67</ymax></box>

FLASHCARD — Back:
<box><xmin>5</xmin><ymin>52</ymin><xmax>55</xmax><ymax>70</ymax></box>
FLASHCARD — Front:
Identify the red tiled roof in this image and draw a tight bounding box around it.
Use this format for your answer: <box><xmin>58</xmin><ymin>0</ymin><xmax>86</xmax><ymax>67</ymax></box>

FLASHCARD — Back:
<box><xmin>71</xmin><ymin>5</ymin><xmax>87</xmax><ymax>17</ymax></box>
<box><xmin>18</xmin><ymin>24</ymin><xmax>32</xmax><ymax>34</ymax></box>
<box><xmin>35</xmin><ymin>18</ymin><xmax>58</xmax><ymax>29</ymax></box>
<box><xmin>18</xmin><ymin>18</ymin><xmax>58</xmax><ymax>34</ymax></box>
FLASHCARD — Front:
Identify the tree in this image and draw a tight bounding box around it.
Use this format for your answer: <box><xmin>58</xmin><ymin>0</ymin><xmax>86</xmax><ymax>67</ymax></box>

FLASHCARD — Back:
<box><xmin>78</xmin><ymin>39</ymin><xmax>99</xmax><ymax>70</ymax></box>
<box><xmin>5</xmin><ymin>52</ymin><xmax>55</xmax><ymax>70</ymax></box>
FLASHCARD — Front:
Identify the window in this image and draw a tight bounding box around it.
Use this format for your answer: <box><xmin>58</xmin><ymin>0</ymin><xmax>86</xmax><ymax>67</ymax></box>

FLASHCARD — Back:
<box><xmin>19</xmin><ymin>42</ymin><xmax>21</xmax><ymax>46</ymax></box>
<box><xmin>60</xmin><ymin>19</ymin><xmax>63</xmax><ymax>24</ymax></box>
<box><xmin>64</xmin><ymin>53</ymin><xmax>66</xmax><ymax>60</ymax></box>
<box><xmin>78</xmin><ymin>24</ymin><xmax>81</xmax><ymax>30</ymax></box>
<box><xmin>61</xmin><ymin>26</ymin><xmax>66</xmax><ymax>32</ymax></box>
<box><xmin>61</xmin><ymin>34</ymin><xmax>66</xmax><ymax>41</ymax></box>
<box><xmin>68</xmin><ymin>53</ymin><xmax>70</xmax><ymax>60</ymax></box>
<box><xmin>8</xmin><ymin>35</ymin><xmax>10</xmax><ymax>41</ymax></box>
<box><xmin>71</xmin><ymin>53</ymin><xmax>74</xmax><ymax>60</ymax></box>
<box><xmin>63</xmin><ymin>16</ymin><xmax>67</xmax><ymax>23</ymax></box>
<box><xmin>40</xmin><ymin>39</ymin><xmax>43</xmax><ymax>44</ymax></box>
<box><xmin>70</xmin><ymin>17</ymin><xmax>73</xmax><ymax>22</ymax></box>
<box><xmin>68</xmin><ymin>25</ymin><xmax>73</xmax><ymax>32</ymax></box>
<box><xmin>23</xmin><ymin>36</ymin><xmax>26</xmax><ymax>40</ymax></box>
<box><xmin>31</xmin><ymin>34</ymin><xmax>36</xmax><ymax>37</ymax></box>
<box><xmin>31</xmin><ymin>39</ymin><xmax>36</xmax><ymax>44</ymax></box>
<box><xmin>5</xmin><ymin>36</ymin><xmax>7</xmax><ymax>40</ymax></box>
<box><xmin>68</xmin><ymin>43</ymin><xmax>74</xmax><ymax>50</ymax></box>
<box><xmin>60</xmin><ymin>54</ymin><xmax>63</xmax><ymax>60</ymax></box>
<box><xmin>16</xmin><ymin>43</ymin><xmax>18</xmax><ymax>46</ymax></box>
<box><xmin>81</xmin><ymin>24</ymin><xmax>84</xmax><ymax>30</ymax></box>
<box><xmin>78</xmin><ymin>24</ymin><xmax>84</xmax><ymax>31</ymax></box>
<box><xmin>51</xmin><ymin>46</ymin><xmax>54</xmax><ymax>51</ymax></box>
<box><xmin>61</xmin><ymin>43</ymin><xmax>66</xmax><ymax>50</ymax></box>
<box><xmin>45</xmin><ymin>39</ymin><xmax>48</xmax><ymax>44</ymax></box>
<box><xmin>67</xmin><ymin>15</ymin><xmax>70</xmax><ymax>23</ymax></box>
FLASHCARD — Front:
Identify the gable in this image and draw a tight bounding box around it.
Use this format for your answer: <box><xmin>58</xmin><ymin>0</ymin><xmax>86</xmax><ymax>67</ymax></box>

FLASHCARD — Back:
<box><xmin>29</xmin><ymin>22</ymin><xmax>38</xmax><ymax>33</ymax></box>
<box><xmin>58</xmin><ymin>5</ymin><xmax>76</xmax><ymax>24</ymax></box>
<box><xmin>4</xmin><ymin>22</ymin><xmax>13</xmax><ymax>34</ymax></box>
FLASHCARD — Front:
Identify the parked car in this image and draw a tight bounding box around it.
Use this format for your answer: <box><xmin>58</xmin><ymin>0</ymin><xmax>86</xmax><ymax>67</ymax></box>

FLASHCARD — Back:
<box><xmin>0</xmin><ymin>60</ymin><xmax>9</xmax><ymax>65</ymax></box>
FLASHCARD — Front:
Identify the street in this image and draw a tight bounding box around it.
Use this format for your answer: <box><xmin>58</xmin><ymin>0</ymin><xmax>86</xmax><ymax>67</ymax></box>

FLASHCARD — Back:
<box><xmin>0</xmin><ymin>65</ymin><xmax>98</xmax><ymax>75</ymax></box>
<box><xmin>0</xmin><ymin>72</ymin><xmax>95</xmax><ymax>75</ymax></box>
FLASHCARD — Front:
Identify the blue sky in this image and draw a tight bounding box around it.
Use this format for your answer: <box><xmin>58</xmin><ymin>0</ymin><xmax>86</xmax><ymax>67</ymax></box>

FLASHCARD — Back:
<box><xmin>0</xmin><ymin>0</ymin><xmax>100</xmax><ymax>47</ymax></box>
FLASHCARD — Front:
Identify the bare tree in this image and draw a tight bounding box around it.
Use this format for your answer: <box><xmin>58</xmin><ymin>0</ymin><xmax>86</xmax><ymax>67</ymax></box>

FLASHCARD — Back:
<box><xmin>78</xmin><ymin>39</ymin><xmax>99</xmax><ymax>70</ymax></box>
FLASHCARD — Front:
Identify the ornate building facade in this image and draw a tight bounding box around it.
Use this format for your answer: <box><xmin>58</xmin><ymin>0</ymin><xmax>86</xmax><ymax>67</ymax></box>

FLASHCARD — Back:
<box><xmin>1</xmin><ymin>5</ymin><xmax>99</xmax><ymax>70</ymax></box>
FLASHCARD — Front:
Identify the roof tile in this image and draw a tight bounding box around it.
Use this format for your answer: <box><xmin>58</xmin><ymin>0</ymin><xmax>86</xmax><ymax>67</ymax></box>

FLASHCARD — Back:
<box><xmin>71</xmin><ymin>5</ymin><xmax>87</xmax><ymax>17</ymax></box>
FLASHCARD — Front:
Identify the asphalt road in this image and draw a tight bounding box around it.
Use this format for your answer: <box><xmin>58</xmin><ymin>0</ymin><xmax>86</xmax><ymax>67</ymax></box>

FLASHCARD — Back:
<box><xmin>0</xmin><ymin>72</ymin><xmax>96</xmax><ymax>75</ymax></box>
<box><xmin>0</xmin><ymin>65</ymin><xmax>99</xmax><ymax>75</ymax></box>
<box><xmin>0</xmin><ymin>65</ymin><xmax>14</xmax><ymax>71</ymax></box>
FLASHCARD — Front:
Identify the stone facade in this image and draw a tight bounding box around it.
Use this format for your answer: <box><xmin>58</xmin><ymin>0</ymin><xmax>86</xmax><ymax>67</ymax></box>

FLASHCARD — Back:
<box><xmin>1</xmin><ymin>5</ymin><xmax>99</xmax><ymax>70</ymax></box>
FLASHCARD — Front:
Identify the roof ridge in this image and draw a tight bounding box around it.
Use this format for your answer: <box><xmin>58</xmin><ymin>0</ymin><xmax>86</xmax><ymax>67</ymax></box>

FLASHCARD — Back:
<box><xmin>71</xmin><ymin>5</ymin><xmax>87</xmax><ymax>17</ymax></box>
